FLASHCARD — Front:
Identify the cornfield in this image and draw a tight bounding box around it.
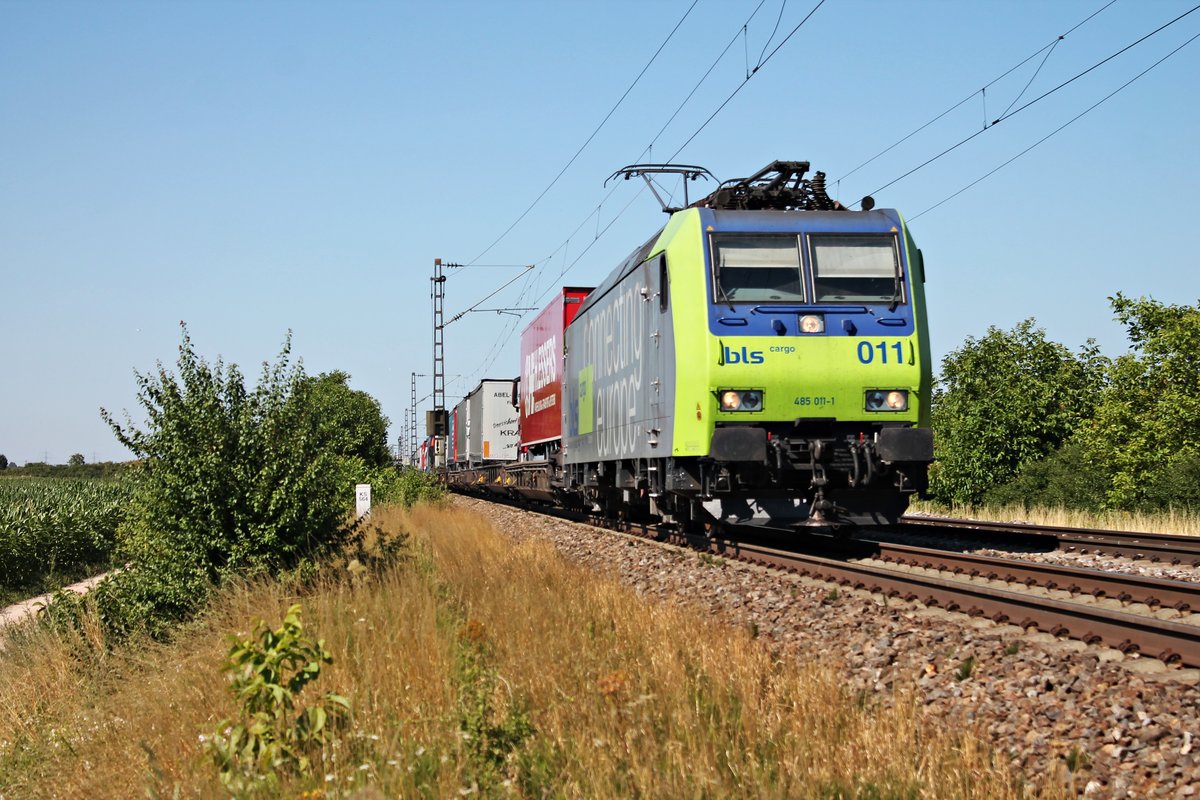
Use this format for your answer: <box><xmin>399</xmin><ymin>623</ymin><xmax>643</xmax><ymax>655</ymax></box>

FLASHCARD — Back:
<box><xmin>0</xmin><ymin>479</ymin><xmax>127</xmax><ymax>593</ymax></box>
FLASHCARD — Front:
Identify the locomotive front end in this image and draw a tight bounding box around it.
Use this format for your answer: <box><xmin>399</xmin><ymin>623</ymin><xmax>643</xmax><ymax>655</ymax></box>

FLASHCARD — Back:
<box><xmin>681</xmin><ymin>206</ymin><xmax>933</xmax><ymax>526</ymax></box>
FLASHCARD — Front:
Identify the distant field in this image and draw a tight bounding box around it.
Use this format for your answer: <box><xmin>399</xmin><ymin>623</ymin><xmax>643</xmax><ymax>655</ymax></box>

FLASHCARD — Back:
<box><xmin>0</xmin><ymin>478</ymin><xmax>126</xmax><ymax>605</ymax></box>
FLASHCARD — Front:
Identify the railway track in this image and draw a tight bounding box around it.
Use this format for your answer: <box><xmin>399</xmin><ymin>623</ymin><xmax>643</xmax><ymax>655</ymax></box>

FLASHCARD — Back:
<box><xmin>454</xmin><ymin>492</ymin><xmax>1200</xmax><ymax>667</ymax></box>
<box><xmin>866</xmin><ymin>539</ymin><xmax>1200</xmax><ymax>613</ymax></box>
<box><xmin>666</xmin><ymin>524</ymin><xmax>1200</xmax><ymax>668</ymax></box>
<box><xmin>900</xmin><ymin>514</ymin><xmax>1200</xmax><ymax>566</ymax></box>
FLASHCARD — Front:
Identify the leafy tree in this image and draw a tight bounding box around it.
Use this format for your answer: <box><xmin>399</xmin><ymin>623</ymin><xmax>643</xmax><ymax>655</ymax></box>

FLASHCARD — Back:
<box><xmin>97</xmin><ymin>325</ymin><xmax>350</xmax><ymax>636</ymax></box>
<box><xmin>0</xmin><ymin>454</ymin><xmax>7</xmax><ymax>470</ymax></box>
<box><xmin>930</xmin><ymin>319</ymin><xmax>1108</xmax><ymax>506</ymax></box>
<box><xmin>300</xmin><ymin>370</ymin><xmax>391</xmax><ymax>468</ymax></box>
<box><xmin>1079</xmin><ymin>294</ymin><xmax>1200</xmax><ymax>509</ymax></box>
<box><xmin>68</xmin><ymin>453</ymin><xmax>85</xmax><ymax>467</ymax></box>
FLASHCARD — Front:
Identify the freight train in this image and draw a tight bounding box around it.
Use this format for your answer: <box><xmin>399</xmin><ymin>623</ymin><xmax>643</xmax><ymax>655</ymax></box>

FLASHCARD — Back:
<box><xmin>441</xmin><ymin>161</ymin><xmax>933</xmax><ymax>528</ymax></box>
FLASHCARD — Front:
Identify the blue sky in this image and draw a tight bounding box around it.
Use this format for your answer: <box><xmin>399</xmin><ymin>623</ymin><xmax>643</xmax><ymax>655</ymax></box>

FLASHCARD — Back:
<box><xmin>2</xmin><ymin>0</ymin><xmax>1197</xmax><ymax>465</ymax></box>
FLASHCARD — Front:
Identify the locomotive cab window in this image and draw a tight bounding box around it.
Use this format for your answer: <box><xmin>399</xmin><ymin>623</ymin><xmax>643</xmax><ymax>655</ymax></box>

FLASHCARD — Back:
<box><xmin>711</xmin><ymin>234</ymin><xmax>805</xmax><ymax>303</ymax></box>
<box><xmin>809</xmin><ymin>234</ymin><xmax>902</xmax><ymax>304</ymax></box>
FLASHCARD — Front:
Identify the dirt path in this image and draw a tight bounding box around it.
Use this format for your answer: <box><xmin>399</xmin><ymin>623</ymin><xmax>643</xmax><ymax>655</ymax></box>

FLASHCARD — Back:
<box><xmin>0</xmin><ymin>573</ymin><xmax>109</xmax><ymax>635</ymax></box>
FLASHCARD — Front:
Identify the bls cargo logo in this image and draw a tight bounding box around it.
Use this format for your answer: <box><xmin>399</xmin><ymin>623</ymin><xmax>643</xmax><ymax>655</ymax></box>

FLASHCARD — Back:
<box><xmin>719</xmin><ymin>341</ymin><xmax>764</xmax><ymax>365</ymax></box>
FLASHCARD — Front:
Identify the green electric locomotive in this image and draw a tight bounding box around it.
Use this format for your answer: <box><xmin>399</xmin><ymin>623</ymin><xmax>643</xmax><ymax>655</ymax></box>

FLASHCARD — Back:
<box><xmin>560</xmin><ymin>161</ymin><xmax>933</xmax><ymax>528</ymax></box>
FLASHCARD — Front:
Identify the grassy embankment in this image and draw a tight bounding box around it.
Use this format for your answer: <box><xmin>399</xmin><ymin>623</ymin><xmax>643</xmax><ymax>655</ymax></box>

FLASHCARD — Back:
<box><xmin>909</xmin><ymin>499</ymin><xmax>1200</xmax><ymax>536</ymax></box>
<box><xmin>0</xmin><ymin>500</ymin><xmax>1064</xmax><ymax>799</ymax></box>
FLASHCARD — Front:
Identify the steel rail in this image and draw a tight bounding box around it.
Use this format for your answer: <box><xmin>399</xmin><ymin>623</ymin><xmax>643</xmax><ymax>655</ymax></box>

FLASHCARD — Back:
<box><xmin>867</xmin><ymin>540</ymin><xmax>1200</xmax><ymax>613</ymax></box>
<box><xmin>900</xmin><ymin>515</ymin><xmax>1200</xmax><ymax>566</ymax></box>
<box><xmin>689</xmin><ymin>534</ymin><xmax>1200</xmax><ymax>667</ymax></box>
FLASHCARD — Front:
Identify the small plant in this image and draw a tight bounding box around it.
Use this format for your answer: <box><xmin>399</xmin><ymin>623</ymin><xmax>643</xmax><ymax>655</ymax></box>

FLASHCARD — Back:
<box><xmin>955</xmin><ymin>656</ymin><xmax>976</xmax><ymax>681</ymax></box>
<box><xmin>1064</xmin><ymin>744</ymin><xmax>1092</xmax><ymax>772</ymax></box>
<box><xmin>392</xmin><ymin>467</ymin><xmax>448</xmax><ymax>508</ymax></box>
<box><xmin>1003</xmin><ymin>642</ymin><xmax>1020</xmax><ymax>656</ymax></box>
<box><xmin>205</xmin><ymin>604</ymin><xmax>349</xmax><ymax>796</ymax></box>
<box><xmin>597</xmin><ymin>669</ymin><xmax>631</xmax><ymax>703</ymax></box>
<box><xmin>823</xmin><ymin>588</ymin><xmax>840</xmax><ymax>603</ymax></box>
<box><xmin>454</xmin><ymin>617</ymin><xmax>534</xmax><ymax>788</ymax></box>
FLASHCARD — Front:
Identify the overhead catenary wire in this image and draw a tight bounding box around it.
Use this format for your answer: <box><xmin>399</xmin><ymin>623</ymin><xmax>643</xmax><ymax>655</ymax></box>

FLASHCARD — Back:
<box><xmin>668</xmin><ymin>0</ymin><xmax>827</xmax><ymax>162</ymax></box>
<box><xmin>506</xmin><ymin>0</ymin><xmax>778</xmax><ymax>284</ymax></box>
<box><xmin>463</xmin><ymin>0</ymin><xmax>773</xmax><ymax>313</ymax></box>
<box><xmin>445</xmin><ymin>265</ymin><xmax>534</xmax><ymax>326</ymax></box>
<box><xmin>910</xmin><ymin>27</ymin><xmax>1200</xmax><ymax>222</ymax></box>
<box><xmin>464</xmin><ymin>185</ymin><xmax>651</xmax><ymax>382</ymax></box>
<box><xmin>465</xmin><ymin>0</ymin><xmax>701</xmax><ymax>268</ymax></box>
<box><xmin>837</xmin><ymin>0</ymin><xmax>1119</xmax><ymax>185</ymax></box>
<box><xmin>754</xmin><ymin>0</ymin><xmax>788</xmax><ymax>74</ymax></box>
<box><xmin>864</xmin><ymin>2</ymin><xmax>1200</xmax><ymax>201</ymax></box>
<box><xmin>650</xmin><ymin>0</ymin><xmax>770</xmax><ymax>159</ymax></box>
<box><xmin>997</xmin><ymin>36</ymin><xmax>1062</xmax><ymax>121</ymax></box>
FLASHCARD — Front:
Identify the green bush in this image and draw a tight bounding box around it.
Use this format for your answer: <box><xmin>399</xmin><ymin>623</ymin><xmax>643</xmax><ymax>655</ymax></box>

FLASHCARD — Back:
<box><xmin>1</xmin><ymin>461</ymin><xmax>130</xmax><ymax>480</ymax></box>
<box><xmin>94</xmin><ymin>326</ymin><xmax>352</xmax><ymax>638</ymax></box>
<box><xmin>1077</xmin><ymin>295</ymin><xmax>1200</xmax><ymax>509</ymax></box>
<box><xmin>302</xmin><ymin>371</ymin><xmax>391</xmax><ymax>468</ymax></box>
<box><xmin>330</xmin><ymin>461</ymin><xmax>446</xmax><ymax>510</ymax></box>
<box><xmin>1141</xmin><ymin>452</ymin><xmax>1200</xmax><ymax>512</ymax></box>
<box><xmin>982</xmin><ymin>441</ymin><xmax>1110</xmax><ymax>511</ymax></box>
<box><xmin>392</xmin><ymin>467</ymin><xmax>447</xmax><ymax>508</ymax></box>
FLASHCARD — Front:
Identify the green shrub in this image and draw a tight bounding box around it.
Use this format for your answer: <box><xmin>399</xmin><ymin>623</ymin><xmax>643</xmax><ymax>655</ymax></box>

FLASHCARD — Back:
<box><xmin>392</xmin><ymin>467</ymin><xmax>447</xmax><ymax>508</ymax></box>
<box><xmin>1141</xmin><ymin>452</ymin><xmax>1200</xmax><ymax>512</ymax></box>
<box><xmin>302</xmin><ymin>371</ymin><xmax>391</xmax><ymax>468</ymax></box>
<box><xmin>982</xmin><ymin>441</ymin><xmax>1109</xmax><ymax>511</ymax></box>
<box><xmin>94</xmin><ymin>325</ymin><xmax>352</xmax><ymax>637</ymax></box>
<box><xmin>1</xmin><ymin>461</ymin><xmax>129</xmax><ymax>480</ymax></box>
<box><xmin>930</xmin><ymin>320</ymin><xmax>1107</xmax><ymax>506</ymax></box>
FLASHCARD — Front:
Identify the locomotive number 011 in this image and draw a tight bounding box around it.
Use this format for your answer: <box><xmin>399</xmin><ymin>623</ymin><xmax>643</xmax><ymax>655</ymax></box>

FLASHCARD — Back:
<box><xmin>856</xmin><ymin>340</ymin><xmax>905</xmax><ymax>365</ymax></box>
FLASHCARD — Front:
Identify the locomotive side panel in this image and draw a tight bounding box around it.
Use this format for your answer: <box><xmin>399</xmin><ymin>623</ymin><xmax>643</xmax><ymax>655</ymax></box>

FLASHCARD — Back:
<box><xmin>563</xmin><ymin>249</ymin><xmax>674</xmax><ymax>464</ymax></box>
<box><xmin>642</xmin><ymin>254</ymin><xmax>676</xmax><ymax>453</ymax></box>
<box><xmin>655</xmin><ymin>210</ymin><xmax>710</xmax><ymax>457</ymax></box>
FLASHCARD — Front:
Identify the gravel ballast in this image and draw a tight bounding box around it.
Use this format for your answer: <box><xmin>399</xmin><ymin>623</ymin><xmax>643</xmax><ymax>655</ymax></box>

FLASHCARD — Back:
<box><xmin>455</xmin><ymin>496</ymin><xmax>1200</xmax><ymax>799</ymax></box>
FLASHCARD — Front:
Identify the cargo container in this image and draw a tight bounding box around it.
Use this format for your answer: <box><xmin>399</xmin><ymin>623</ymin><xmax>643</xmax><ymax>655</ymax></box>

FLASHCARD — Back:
<box><xmin>465</xmin><ymin>379</ymin><xmax>520</xmax><ymax>464</ymax></box>
<box><xmin>518</xmin><ymin>287</ymin><xmax>592</xmax><ymax>457</ymax></box>
<box><xmin>453</xmin><ymin>397</ymin><xmax>470</xmax><ymax>465</ymax></box>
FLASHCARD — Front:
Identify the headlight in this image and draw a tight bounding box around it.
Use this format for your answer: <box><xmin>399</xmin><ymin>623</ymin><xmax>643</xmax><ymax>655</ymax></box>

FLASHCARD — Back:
<box><xmin>799</xmin><ymin>314</ymin><xmax>825</xmax><ymax>334</ymax></box>
<box><xmin>718</xmin><ymin>389</ymin><xmax>764</xmax><ymax>412</ymax></box>
<box><xmin>865</xmin><ymin>389</ymin><xmax>908</xmax><ymax>412</ymax></box>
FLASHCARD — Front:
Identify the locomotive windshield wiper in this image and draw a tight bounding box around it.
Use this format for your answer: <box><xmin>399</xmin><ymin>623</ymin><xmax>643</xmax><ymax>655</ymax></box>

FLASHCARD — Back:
<box><xmin>888</xmin><ymin>272</ymin><xmax>903</xmax><ymax>312</ymax></box>
<box><xmin>714</xmin><ymin>280</ymin><xmax>736</xmax><ymax>311</ymax></box>
<box><xmin>712</xmin><ymin>262</ymin><xmax>736</xmax><ymax>310</ymax></box>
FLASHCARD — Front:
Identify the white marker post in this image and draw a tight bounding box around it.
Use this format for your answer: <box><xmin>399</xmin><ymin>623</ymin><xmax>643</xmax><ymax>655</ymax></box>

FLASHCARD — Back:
<box><xmin>355</xmin><ymin>483</ymin><xmax>372</xmax><ymax>519</ymax></box>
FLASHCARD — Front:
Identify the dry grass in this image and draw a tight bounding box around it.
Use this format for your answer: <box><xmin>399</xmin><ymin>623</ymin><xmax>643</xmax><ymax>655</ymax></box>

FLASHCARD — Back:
<box><xmin>0</xmin><ymin>503</ymin><xmax>1064</xmax><ymax>798</ymax></box>
<box><xmin>910</xmin><ymin>500</ymin><xmax>1200</xmax><ymax>537</ymax></box>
